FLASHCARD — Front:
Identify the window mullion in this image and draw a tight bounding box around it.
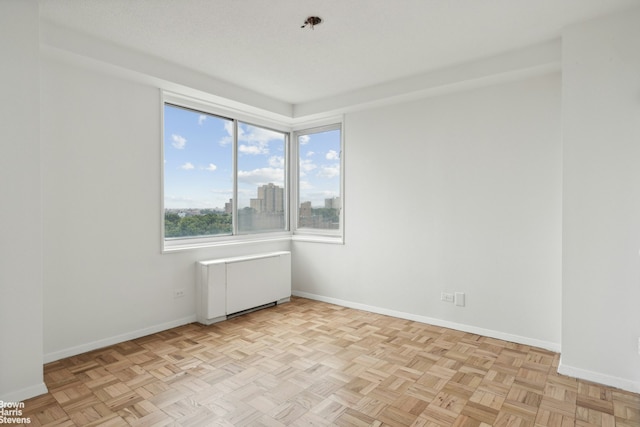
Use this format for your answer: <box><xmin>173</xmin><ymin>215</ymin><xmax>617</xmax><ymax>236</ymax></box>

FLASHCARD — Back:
<box><xmin>285</xmin><ymin>133</ymin><xmax>291</xmax><ymax>232</ymax></box>
<box><xmin>232</xmin><ymin>119</ymin><xmax>239</xmax><ymax>236</ymax></box>
<box><xmin>291</xmin><ymin>131</ymin><xmax>299</xmax><ymax>231</ymax></box>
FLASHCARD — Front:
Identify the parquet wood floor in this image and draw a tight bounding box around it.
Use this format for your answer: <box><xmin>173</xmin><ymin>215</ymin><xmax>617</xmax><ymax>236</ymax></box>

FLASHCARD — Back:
<box><xmin>20</xmin><ymin>297</ymin><xmax>639</xmax><ymax>426</ymax></box>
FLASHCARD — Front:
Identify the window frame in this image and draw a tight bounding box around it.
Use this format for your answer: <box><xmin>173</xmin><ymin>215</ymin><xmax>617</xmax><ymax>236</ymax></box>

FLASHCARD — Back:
<box><xmin>161</xmin><ymin>92</ymin><xmax>292</xmax><ymax>252</ymax></box>
<box><xmin>291</xmin><ymin>122</ymin><xmax>345</xmax><ymax>244</ymax></box>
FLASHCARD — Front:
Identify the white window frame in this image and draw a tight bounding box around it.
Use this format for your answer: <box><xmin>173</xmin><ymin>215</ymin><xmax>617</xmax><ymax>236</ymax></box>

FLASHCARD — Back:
<box><xmin>291</xmin><ymin>121</ymin><xmax>345</xmax><ymax>244</ymax></box>
<box><xmin>161</xmin><ymin>92</ymin><xmax>292</xmax><ymax>252</ymax></box>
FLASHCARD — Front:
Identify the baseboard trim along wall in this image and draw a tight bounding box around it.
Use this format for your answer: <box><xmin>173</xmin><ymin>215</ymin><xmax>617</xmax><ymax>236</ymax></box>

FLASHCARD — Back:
<box><xmin>39</xmin><ymin>293</ymin><xmax>639</xmax><ymax>395</ymax></box>
<box><xmin>558</xmin><ymin>358</ymin><xmax>640</xmax><ymax>394</ymax></box>
<box><xmin>293</xmin><ymin>291</ymin><xmax>640</xmax><ymax>394</ymax></box>
<box><xmin>292</xmin><ymin>290</ymin><xmax>561</xmax><ymax>352</ymax></box>
<box><xmin>0</xmin><ymin>382</ymin><xmax>48</xmax><ymax>404</ymax></box>
<box><xmin>43</xmin><ymin>315</ymin><xmax>197</xmax><ymax>364</ymax></box>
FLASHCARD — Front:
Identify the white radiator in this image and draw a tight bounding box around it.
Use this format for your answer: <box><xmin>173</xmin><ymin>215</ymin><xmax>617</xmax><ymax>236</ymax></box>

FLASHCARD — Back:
<box><xmin>196</xmin><ymin>251</ymin><xmax>291</xmax><ymax>325</ymax></box>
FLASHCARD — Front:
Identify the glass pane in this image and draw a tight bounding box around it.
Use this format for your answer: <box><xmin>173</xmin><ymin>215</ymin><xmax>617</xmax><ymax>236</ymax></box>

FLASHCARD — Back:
<box><xmin>237</xmin><ymin>122</ymin><xmax>287</xmax><ymax>234</ymax></box>
<box><xmin>163</xmin><ymin>104</ymin><xmax>233</xmax><ymax>239</ymax></box>
<box><xmin>298</xmin><ymin>128</ymin><xmax>341</xmax><ymax>230</ymax></box>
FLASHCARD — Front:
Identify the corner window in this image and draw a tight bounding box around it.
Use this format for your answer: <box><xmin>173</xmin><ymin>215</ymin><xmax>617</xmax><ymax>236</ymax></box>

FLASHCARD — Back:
<box><xmin>294</xmin><ymin>124</ymin><xmax>343</xmax><ymax>241</ymax></box>
<box><xmin>162</xmin><ymin>99</ymin><xmax>289</xmax><ymax>250</ymax></box>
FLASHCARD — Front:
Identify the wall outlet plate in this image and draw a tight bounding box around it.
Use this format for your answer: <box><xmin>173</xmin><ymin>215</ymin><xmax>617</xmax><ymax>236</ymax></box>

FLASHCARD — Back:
<box><xmin>441</xmin><ymin>292</ymin><xmax>454</xmax><ymax>303</ymax></box>
<box><xmin>455</xmin><ymin>292</ymin><xmax>465</xmax><ymax>307</ymax></box>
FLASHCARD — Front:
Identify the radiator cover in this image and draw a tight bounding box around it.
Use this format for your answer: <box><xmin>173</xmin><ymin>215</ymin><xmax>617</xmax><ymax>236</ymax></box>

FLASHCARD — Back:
<box><xmin>196</xmin><ymin>251</ymin><xmax>291</xmax><ymax>325</ymax></box>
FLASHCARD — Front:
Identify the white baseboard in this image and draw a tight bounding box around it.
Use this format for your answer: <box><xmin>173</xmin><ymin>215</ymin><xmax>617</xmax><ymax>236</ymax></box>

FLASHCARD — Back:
<box><xmin>0</xmin><ymin>382</ymin><xmax>48</xmax><ymax>403</ymax></box>
<box><xmin>43</xmin><ymin>315</ymin><xmax>197</xmax><ymax>364</ymax></box>
<box><xmin>558</xmin><ymin>358</ymin><xmax>640</xmax><ymax>394</ymax></box>
<box><xmin>292</xmin><ymin>290</ymin><xmax>561</xmax><ymax>352</ymax></box>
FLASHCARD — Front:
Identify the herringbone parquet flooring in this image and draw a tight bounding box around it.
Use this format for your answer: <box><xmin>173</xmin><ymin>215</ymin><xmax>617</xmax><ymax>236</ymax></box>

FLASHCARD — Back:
<box><xmin>20</xmin><ymin>297</ymin><xmax>640</xmax><ymax>426</ymax></box>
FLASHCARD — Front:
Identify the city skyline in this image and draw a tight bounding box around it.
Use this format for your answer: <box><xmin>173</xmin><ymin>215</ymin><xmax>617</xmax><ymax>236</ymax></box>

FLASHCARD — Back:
<box><xmin>165</xmin><ymin>182</ymin><xmax>341</xmax><ymax>234</ymax></box>
<box><xmin>166</xmin><ymin>182</ymin><xmax>340</xmax><ymax>215</ymax></box>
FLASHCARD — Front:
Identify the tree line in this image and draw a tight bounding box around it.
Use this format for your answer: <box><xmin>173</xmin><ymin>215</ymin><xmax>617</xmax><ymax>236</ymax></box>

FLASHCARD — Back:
<box><xmin>165</xmin><ymin>206</ymin><xmax>340</xmax><ymax>237</ymax></box>
<box><xmin>164</xmin><ymin>211</ymin><xmax>232</xmax><ymax>238</ymax></box>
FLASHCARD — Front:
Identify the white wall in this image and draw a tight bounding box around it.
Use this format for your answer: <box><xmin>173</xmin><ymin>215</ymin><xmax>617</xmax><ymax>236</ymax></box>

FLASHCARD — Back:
<box><xmin>37</xmin><ymin>45</ymin><xmax>564</xmax><ymax>373</ymax></box>
<box><xmin>293</xmin><ymin>73</ymin><xmax>563</xmax><ymax>350</ymax></box>
<box><xmin>0</xmin><ymin>1</ymin><xmax>47</xmax><ymax>402</ymax></box>
<box><xmin>561</xmin><ymin>7</ymin><xmax>640</xmax><ymax>392</ymax></box>
<box><xmin>40</xmin><ymin>55</ymin><xmax>290</xmax><ymax>361</ymax></box>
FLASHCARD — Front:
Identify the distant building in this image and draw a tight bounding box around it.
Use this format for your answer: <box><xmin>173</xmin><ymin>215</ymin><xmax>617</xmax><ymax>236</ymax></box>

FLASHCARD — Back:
<box><xmin>325</xmin><ymin>196</ymin><xmax>341</xmax><ymax>209</ymax></box>
<box><xmin>299</xmin><ymin>201</ymin><xmax>312</xmax><ymax>228</ymax></box>
<box><xmin>250</xmin><ymin>183</ymin><xmax>284</xmax><ymax>213</ymax></box>
<box><xmin>240</xmin><ymin>183</ymin><xmax>285</xmax><ymax>230</ymax></box>
<box><xmin>295</xmin><ymin>197</ymin><xmax>341</xmax><ymax>229</ymax></box>
<box><xmin>224</xmin><ymin>199</ymin><xmax>233</xmax><ymax>214</ymax></box>
<box><xmin>299</xmin><ymin>201</ymin><xmax>312</xmax><ymax>218</ymax></box>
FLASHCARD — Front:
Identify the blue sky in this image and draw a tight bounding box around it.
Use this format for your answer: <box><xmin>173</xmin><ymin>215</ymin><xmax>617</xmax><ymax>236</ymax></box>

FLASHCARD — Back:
<box><xmin>297</xmin><ymin>129</ymin><xmax>341</xmax><ymax>207</ymax></box>
<box><xmin>164</xmin><ymin>104</ymin><xmax>340</xmax><ymax>210</ymax></box>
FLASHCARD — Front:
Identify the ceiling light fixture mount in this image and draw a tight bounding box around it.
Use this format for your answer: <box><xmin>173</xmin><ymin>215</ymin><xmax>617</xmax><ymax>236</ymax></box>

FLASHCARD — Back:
<box><xmin>301</xmin><ymin>16</ymin><xmax>322</xmax><ymax>29</ymax></box>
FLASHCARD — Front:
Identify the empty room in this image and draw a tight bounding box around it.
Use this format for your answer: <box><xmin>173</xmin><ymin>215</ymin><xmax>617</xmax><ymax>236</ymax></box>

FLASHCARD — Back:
<box><xmin>1</xmin><ymin>1</ymin><xmax>639</xmax><ymax>426</ymax></box>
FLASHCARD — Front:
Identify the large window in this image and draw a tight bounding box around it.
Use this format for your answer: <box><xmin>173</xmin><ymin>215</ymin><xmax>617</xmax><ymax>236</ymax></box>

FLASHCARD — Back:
<box><xmin>294</xmin><ymin>124</ymin><xmax>343</xmax><ymax>239</ymax></box>
<box><xmin>163</xmin><ymin>100</ymin><xmax>288</xmax><ymax>249</ymax></box>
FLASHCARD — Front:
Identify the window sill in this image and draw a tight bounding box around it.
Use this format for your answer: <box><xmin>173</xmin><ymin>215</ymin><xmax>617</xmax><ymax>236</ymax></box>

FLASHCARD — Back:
<box><xmin>291</xmin><ymin>234</ymin><xmax>344</xmax><ymax>245</ymax></box>
<box><xmin>163</xmin><ymin>233</ymin><xmax>292</xmax><ymax>253</ymax></box>
<box><xmin>162</xmin><ymin>231</ymin><xmax>344</xmax><ymax>253</ymax></box>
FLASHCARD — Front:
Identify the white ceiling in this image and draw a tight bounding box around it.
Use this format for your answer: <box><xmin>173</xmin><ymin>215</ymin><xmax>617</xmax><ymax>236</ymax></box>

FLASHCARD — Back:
<box><xmin>39</xmin><ymin>0</ymin><xmax>639</xmax><ymax>105</ymax></box>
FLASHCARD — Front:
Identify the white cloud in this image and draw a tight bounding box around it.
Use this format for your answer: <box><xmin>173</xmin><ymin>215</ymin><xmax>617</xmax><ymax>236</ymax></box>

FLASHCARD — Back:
<box><xmin>239</xmin><ymin>144</ymin><xmax>268</xmax><ymax>155</ymax></box>
<box><xmin>269</xmin><ymin>156</ymin><xmax>284</xmax><ymax>168</ymax></box>
<box><xmin>181</xmin><ymin>162</ymin><xmax>195</xmax><ymax>170</ymax></box>
<box><xmin>299</xmin><ymin>159</ymin><xmax>317</xmax><ymax>174</ymax></box>
<box><xmin>219</xmin><ymin>122</ymin><xmax>284</xmax><ymax>154</ymax></box>
<box><xmin>171</xmin><ymin>134</ymin><xmax>186</xmax><ymax>149</ymax></box>
<box><xmin>299</xmin><ymin>134</ymin><xmax>311</xmax><ymax>145</ymax></box>
<box><xmin>205</xmin><ymin>163</ymin><xmax>217</xmax><ymax>172</ymax></box>
<box><xmin>219</xmin><ymin>121</ymin><xmax>234</xmax><ymax>146</ymax></box>
<box><xmin>242</xmin><ymin>125</ymin><xmax>283</xmax><ymax>145</ymax></box>
<box><xmin>198</xmin><ymin>114</ymin><xmax>207</xmax><ymax>125</ymax></box>
<box><xmin>239</xmin><ymin>124</ymin><xmax>284</xmax><ymax>155</ymax></box>
<box><xmin>299</xmin><ymin>180</ymin><xmax>313</xmax><ymax>190</ymax></box>
<box><xmin>237</xmin><ymin>167</ymin><xmax>284</xmax><ymax>186</ymax></box>
<box><xmin>317</xmin><ymin>164</ymin><xmax>340</xmax><ymax>179</ymax></box>
<box><xmin>326</xmin><ymin>150</ymin><xmax>339</xmax><ymax>160</ymax></box>
<box><xmin>306</xmin><ymin>151</ymin><xmax>315</xmax><ymax>157</ymax></box>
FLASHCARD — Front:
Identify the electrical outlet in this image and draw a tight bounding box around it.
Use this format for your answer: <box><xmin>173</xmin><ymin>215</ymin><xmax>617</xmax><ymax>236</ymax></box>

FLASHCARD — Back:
<box><xmin>174</xmin><ymin>289</ymin><xmax>185</xmax><ymax>299</ymax></box>
<box><xmin>441</xmin><ymin>292</ymin><xmax>454</xmax><ymax>303</ymax></box>
<box><xmin>455</xmin><ymin>292</ymin><xmax>465</xmax><ymax>307</ymax></box>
